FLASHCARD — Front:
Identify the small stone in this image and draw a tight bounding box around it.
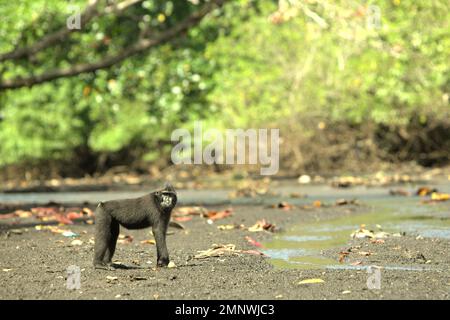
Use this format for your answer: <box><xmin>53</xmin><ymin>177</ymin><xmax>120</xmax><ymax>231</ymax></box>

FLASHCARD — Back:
<box><xmin>342</xmin><ymin>290</ymin><xmax>351</xmax><ymax>294</ymax></box>
<box><xmin>298</xmin><ymin>175</ymin><xmax>311</xmax><ymax>184</ymax></box>
<box><xmin>70</xmin><ymin>239</ymin><xmax>83</xmax><ymax>246</ymax></box>
<box><xmin>168</xmin><ymin>261</ymin><xmax>177</xmax><ymax>268</ymax></box>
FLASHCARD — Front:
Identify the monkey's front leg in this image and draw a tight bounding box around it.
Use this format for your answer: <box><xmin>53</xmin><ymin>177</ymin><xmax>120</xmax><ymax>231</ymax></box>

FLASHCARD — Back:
<box><xmin>152</xmin><ymin>222</ymin><xmax>169</xmax><ymax>267</ymax></box>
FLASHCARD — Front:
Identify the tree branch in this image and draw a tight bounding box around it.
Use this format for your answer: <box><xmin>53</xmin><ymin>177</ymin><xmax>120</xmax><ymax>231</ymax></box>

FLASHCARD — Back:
<box><xmin>0</xmin><ymin>0</ymin><xmax>101</xmax><ymax>63</ymax></box>
<box><xmin>0</xmin><ymin>0</ymin><xmax>225</xmax><ymax>90</ymax></box>
<box><xmin>0</xmin><ymin>0</ymin><xmax>144</xmax><ymax>63</ymax></box>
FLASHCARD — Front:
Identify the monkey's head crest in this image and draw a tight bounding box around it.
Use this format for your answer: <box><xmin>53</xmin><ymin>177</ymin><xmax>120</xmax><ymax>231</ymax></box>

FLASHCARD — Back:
<box><xmin>154</xmin><ymin>183</ymin><xmax>177</xmax><ymax>210</ymax></box>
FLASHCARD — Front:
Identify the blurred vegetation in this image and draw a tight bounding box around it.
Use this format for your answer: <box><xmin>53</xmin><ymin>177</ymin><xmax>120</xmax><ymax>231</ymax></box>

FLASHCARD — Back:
<box><xmin>0</xmin><ymin>0</ymin><xmax>449</xmax><ymax>177</ymax></box>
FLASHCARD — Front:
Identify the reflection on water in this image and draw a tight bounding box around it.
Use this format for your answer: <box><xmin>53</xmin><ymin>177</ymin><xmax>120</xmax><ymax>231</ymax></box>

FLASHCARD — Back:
<box><xmin>263</xmin><ymin>197</ymin><xmax>450</xmax><ymax>270</ymax></box>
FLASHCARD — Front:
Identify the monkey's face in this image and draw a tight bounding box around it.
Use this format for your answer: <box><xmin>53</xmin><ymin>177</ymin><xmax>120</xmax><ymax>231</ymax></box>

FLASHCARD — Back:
<box><xmin>154</xmin><ymin>187</ymin><xmax>177</xmax><ymax>211</ymax></box>
<box><xmin>160</xmin><ymin>193</ymin><xmax>173</xmax><ymax>207</ymax></box>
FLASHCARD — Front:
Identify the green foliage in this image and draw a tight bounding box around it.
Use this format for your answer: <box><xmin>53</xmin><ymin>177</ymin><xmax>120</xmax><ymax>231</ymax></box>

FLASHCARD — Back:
<box><xmin>0</xmin><ymin>0</ymin><xmax>449</xmax><ymax>169</ymax></box>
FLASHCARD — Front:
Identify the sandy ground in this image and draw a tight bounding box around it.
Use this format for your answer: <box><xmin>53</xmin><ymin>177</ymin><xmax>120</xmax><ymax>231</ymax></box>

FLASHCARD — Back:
<box><xmin>0</xmin><ymin>202</ymin><xmax>449</xmax><ymax>300</ymax></box>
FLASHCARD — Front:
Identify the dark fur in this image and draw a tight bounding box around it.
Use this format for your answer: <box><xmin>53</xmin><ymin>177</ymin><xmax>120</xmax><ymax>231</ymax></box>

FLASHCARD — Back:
<box><xmin>93</xmin><ymin>183</ymin><xmax>177</xmax><ymax>269</ymax></box>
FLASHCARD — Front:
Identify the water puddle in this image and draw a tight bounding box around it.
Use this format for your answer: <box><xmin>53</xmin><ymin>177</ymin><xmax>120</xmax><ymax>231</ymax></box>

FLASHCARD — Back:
<box><xmin>263</xmin><ymin>197</ymin><xmax>450</xmax><ymax>270</ymax></box>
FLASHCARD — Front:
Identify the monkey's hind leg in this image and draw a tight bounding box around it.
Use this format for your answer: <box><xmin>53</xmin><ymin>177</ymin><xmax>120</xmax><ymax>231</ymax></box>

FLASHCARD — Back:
<box><xmin>93</xmin><ymin>204</ymin><xmax>115</xmax><ymax>270</ymax></box>
<box><xmin>103</xmin><ymin>219</ymin><xmax>119</xmax><ymax>265</ymax></box>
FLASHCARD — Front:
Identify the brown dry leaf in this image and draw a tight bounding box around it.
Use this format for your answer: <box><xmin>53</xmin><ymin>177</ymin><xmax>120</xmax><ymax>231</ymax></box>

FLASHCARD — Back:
<box><xmin>35</xmin><ymin>225</ymin><xmax>69</xmax><ymax>234</ymax></box>
<box><xmin>416</xmin><ymin>187</ymin><xmax>437</xmax><ymax>196</ymax></box>
<box><xmin>290</xmin><ymin>192</ymin><xmax>306</xmax><ymax>198</ymax></box>
<box><xmin>335</xmin><ymin>199</ymin><xmax>358</xmax><ymax>206</ymax></box>
<box><xmin>339</xmin><ymin>251</ymin><xmax>349</xmax><ymax>263</ymax></box>
<box><xmin>0</xmin><ymin>213</ymin><xmax>17</xmax><ymax>220</ymax></box>
<box><xmin>194</xmin><ymin>244</ymin><xmax>266</xmax><ymax>259</ymax></box>
<box><xmin>276</xmin><ymin>201</ymin><xmax>294</xmax><ymax>210</ymax></box>
<box><xmin>313</xmin><ymin>200</ymin><xmax>322</xmax><ymax>208</ymax></box>
<box><xmin>194</xmin><ymin>244</ymin><xmax>238</xmax><ymax>259</ymax></box>
<box><xmin>217</xmin><ymin>224</ymin><xmax>244</xmax><ymax>231</ymax></box>
<box><xmin>82</xmin><ymin>207</ymin><xmax>95</xmax><ymax>216</ymax></box>
<box><xmin>173</xmin><ymin>216</ymin><xmax>193</xmax><ymax>222</ymax></box>
<box><xmin>350</xmin><ymin>261</ymin><xmax>363</xmax><ymax>266</ymax></box>
<box><xmin>140</xmin><ymin>239</ymin><xmax>156</xmax><ymax>245</ymax></box>
<box><xmin>431</xmin><ymin>192</ymin><xmax>450</xmax><ymax>202</ymax></box>
<box><xmin>203</xmin><ymin>209</ymin><xmax>233</xmax><ymax>221</ymax></box>
<box><xmin>240</xmin><ymin>249</ymin><xmax>267</xmax><ymax>256</ymax></box>
<box><xmin>248</xmin><ymin>219</ymin><xmax>276</xmax><ymax>233</ymax></box>
<box><xmin>389</xmin><ymin>189</ymin><xmax>410</xmax><ymax>197</ymax></box>
<box><xmin>173</xmin><ymin>206</ymin><xmax>208</xmax><ymax>217</ymax></box>
<box><xmin>245</xmin><ymin>236</ymin><xmax>263</xmax><ymax>248</ymax></box>
<box><xmin>15</xmin><ymin>210</ymin><xmax>33</xmax><ymax>218</ymax></box>
<box><xmin>298</xmin><ymin>278</ymin><xmax>325</xmax><ymax>285</ymax></box>
<box><xmin>117</xmin><ymin>234</ymin><xmax>133</xmax><ymax>244</ymax></box>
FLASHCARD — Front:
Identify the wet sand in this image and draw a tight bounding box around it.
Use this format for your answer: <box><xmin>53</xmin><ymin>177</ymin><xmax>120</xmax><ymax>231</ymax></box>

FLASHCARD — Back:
<box><xmin>0</xmin><ymin>198</ymin><xmax>449</xmax><ymax>300</ymax></box>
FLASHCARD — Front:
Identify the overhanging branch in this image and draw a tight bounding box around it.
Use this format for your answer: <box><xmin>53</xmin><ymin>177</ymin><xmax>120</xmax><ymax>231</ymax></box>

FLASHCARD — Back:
<box><xmin>0</xmin><ymin>0</ymin><xmax>225</xmax><ymax>90</ymax></box>
<box><xmin>0</xmin><ymin>0</ymin><xmax>102</xmax><ymax>63</ymax></box>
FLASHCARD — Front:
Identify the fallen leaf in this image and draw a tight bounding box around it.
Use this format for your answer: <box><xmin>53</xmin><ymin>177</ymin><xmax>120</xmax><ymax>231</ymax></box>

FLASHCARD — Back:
<box><xmin>204</xmin><ymin>209</ymin><xmax>233</xmax><ymax>221</ymax></box>
<box><xmin>15</xmin><ymin>210</ymin><xmax>33</xmax><ymax>218</ymax></box>
<box><xmin>335</xmin><ymin>199</ymin><xmax>358</xmax><ymax>206</ymax></box>
<box><xmin>275</xmin><ymin>202</ymin><xmax>294</xmax><ymax>210</ymax></box>
<box><xmin>245</xmin><ymin>236</ymin><xmax>263</xmax><ymax>248</ymax></box>
<box><xmin>140</xmin><ymin>239</ymin><xmax>156</xmax><ymax>245</ymax></box>
<box><xmin>217</xmin><ymin>224</ymin><xmax>244</xmax><ymax>231</ymax></box>
<box><xmin>339</xmin><ymin>251</ymin><xmax>349</xmax><ymax>263</ymax></box>
<box><xmin>167</xmin><ymin>261</ymin><xmax>176</xmax><ymax>268</ymax></box>
<box><xmin>173</xmin><ymin>216</ymin><xmax>192</xmax><ymax>222</ymax></box>
<box><xmin>173</xmin><ymin>206</ymin><xmax>208</xmax><ymax>217</ymax></box>
<box><xmin>117</xmin><ymin>234</ymin><xmax>133</xmax><ymax>244</ymax></box>
<box><xmin>248</xmin><ymin>219</ymin><xmax>276</xmax><ymax>233</ymax></box>
<box><xmin>240</xmin><ymin>250</ymin><xmax>267</xmax><ymax>256</ymax></box>
<box><xmin>194</xmin><ymin>244</ymin><xmax>267</xmax><ymax>259</ymax></box>
<box><xmin>417</xmin><ymin>187</ymin><xmax>437</xmax><ymax>196</ymax></box>
<box><xmin>298</xmin><ymin>278</ymin><xmax>325</xmax><ymax>285</ymax></box>
<box><xmin>389</xmin><ymin>189</ymin><xmax>410</xmax><ymax>196</ymax></box>
<box><xmin>431</xmin><ymin>192</ymin><xmax>450</xmax><ymax>202</ymax></box>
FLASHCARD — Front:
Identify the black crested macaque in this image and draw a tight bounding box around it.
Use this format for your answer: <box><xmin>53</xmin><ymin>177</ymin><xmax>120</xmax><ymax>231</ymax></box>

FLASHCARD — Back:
<box><xmin>93</xmin><ymin>183</ymin><xmax>177</xmax><ymax>269</ymax></box>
